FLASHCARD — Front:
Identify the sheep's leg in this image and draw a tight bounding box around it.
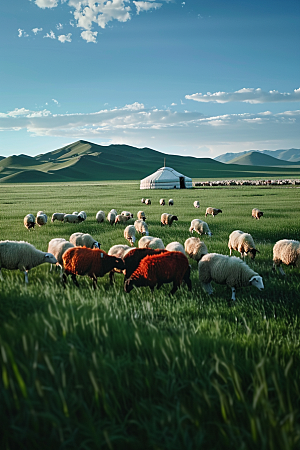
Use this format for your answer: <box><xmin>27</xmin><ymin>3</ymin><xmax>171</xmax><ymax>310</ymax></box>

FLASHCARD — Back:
<box><xmin>0</xmin><ymin>269</ymin><xmax>3</xmax><ymax>281</ymax></box>
<box><xmin>229</xmin><ymin>248</ymin><xmax>232</xmax><ymax>256</ymax></box>
<box><xmin>183</xmin><ymin>267</ymin><xmax>192</xmax><ymax>291</ymax></box>
<box><xmin>109</xmin><ymin>270</ymin><xmax>115</xmax><ymax>285</ymax></box>
<box><xmin>92</xmin><ymin>276</ymin><xmax>97</xmax><ymax>289</ymax></box>
<box><xmin>231</xmin><ymin>287</ymin><xmax>236</xmax><ymax>301</ymax></box>
<box><xmin>24</xmin><ymin>270</ymin><xmax>29</xmax><ymax>284</ymax></box>
<box><xmin>278</xmin><ymin>266</ymin><xmax>285</xmax><ymax>276</ymax></box>
<box><xmin>202</xmin><ymin>282</ymin><xmax>213</xmax><ymax>295</ymax></box>
<box><xmin>71</xmin><ymin>274</ymin><xmax>79</xmax><ymax>287</ymax></box>
<box><xmin>170</xmin><ymin>282</ymin><xmax>179</xmax><ymax>295</ymax></box>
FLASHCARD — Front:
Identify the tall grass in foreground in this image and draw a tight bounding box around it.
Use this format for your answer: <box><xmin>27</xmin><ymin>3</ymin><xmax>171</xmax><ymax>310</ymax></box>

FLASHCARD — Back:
<box><xmin>0</xmin><ymin>182</ymin><xmax>300</xmax><ymax>448</ymax></box>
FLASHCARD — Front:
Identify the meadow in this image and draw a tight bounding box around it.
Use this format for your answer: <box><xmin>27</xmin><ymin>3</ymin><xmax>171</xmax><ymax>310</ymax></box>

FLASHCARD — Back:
<box><xmin>0</xmin><ymin>181</ymin><xmax>300</xmax><ymax>449</ymax></box>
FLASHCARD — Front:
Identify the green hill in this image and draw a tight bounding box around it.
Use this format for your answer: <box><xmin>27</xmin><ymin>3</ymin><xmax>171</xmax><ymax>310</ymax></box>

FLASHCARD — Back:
<box><xmin>228</xmin><ymin>151</ymin><xmax>300</xmax><ymax>167</ymax></box>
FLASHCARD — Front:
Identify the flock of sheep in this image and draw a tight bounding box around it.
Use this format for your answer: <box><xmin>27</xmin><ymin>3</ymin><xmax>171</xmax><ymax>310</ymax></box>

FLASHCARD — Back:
<box><xmin>0</xmin><ymin>198</ymin><xmax>299</xmax><ymax>302</ymax></box>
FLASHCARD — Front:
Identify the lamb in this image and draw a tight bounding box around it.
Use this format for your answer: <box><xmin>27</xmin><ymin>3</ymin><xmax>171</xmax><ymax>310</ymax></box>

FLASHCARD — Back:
<box><xmin>160</xmin><ymin>198</ymin><xmax>165</xmax><ymax>206</ymax></box>
<box><xmin>96</xmin><ymin>210</ymin><xmax>106</xmax><ymax>223</ymax></box>
<box><xmin>252</xmin><ymin>208</ymin><xmax>264</xmax><ymax>220</ymax></box>
<box><xmin>115</xmin><ymin>214</ymin><xmax>130</xmax><ymax>225</ymax></box>
<box><xmin>194</xmin><ymin>201</ymin><xmax>200</xmax><ymax>208</ymax></box>
<box><xmin>137</xmin><ymin>211</ymin><xmax>146</xmax><ymax>221</ymax></box>
<box><xmin>36</xmin><ymin>211</ymin><xmax>47</xmax><ymax>227</ymax></box>
<box><xmin>63</xmin><ymin>214</ymin><xmax>84</xmax><ymax>224</ymax></box>
<box><xmin>138</xmin><ymin>236</ymin><xmax>165</xmax><ymax>250</ymax></box>
<box><xmin>78</xmin><ymin>211</ymin><xmax>87</xmax><ymax>221</ymax></box>
<box><xmin>62</xmin><ymin>247</ymin><xmax>126</xmax><ymax>289</ymax></box>
<box><xmin>121</xmin><ymin>211</ymin><xmax>134</xmax><ymax>218</ymax></box>
<box><xmin>47</xmin><ymin>238</ymin><xmax>74</xmax><ymax>272</ymax></box>
<box><xmin>124</xmin><ymin>251</ymin><xmax>192</xmax><ymax>295</ymax></box>
<box><xmin>198</xmin><ymin>253</ymin><xmax>264</xmax><ymax>301</ymax></box>
<box><xmin>168</xmin><ymin>199</ymin><xmax>174</xmax><ymax>206</ymax></box>
<box><xmin>124</xmin><ymin>225</ymin><xmax>136</xmax><ymax>246</ymax></box>
<box><xmin>51</xmin><ymin>213</ymin><xmax>66</xmax><ymax>222</ymax></box>
<box><xmin>0</xmin><ymin>240</ymin><xmax>57</xmax><ymax>283</ymax></box>
<box><xmin>108</xmin><ymin>244</ymin><xmax>132</xmax><ymax>284</ymax></box>
<box><xmin>205</xmin><ymin>207</ymin><xmax>222</xmax><ymax>218</ymax></box>
<box><xmin>165</xmin><ymin>242</ymin><xmax>186</xmax><ymax>255</ymax></box>
<box><xmin>145</xmin><ymin>199</ymin><xmax>151</xmax><ymax>205</ymax></box>
<box><xmin>189</xmin><ymin>219</ymin><xmax>212</xmax><ymax>237</ymax></box>
<box><xmin>161</xmin><ymin>213</ymin><xmax>178</xmax><ymax>227</ymax></box>
<box><xmin>24</xmin><ymin>214</ymin><xmax>35</xmax><ymax>230</ymax></box>
<box><xmin>69</xmin><ymin>232</ymin><xmax>100</xmax><ymax>249</ymax></box>
<box><xmin>228</xmin><ymin>230</ymin><xmax>259</xmax><ymax>260</ymax></box>
<box><xmin>123</xmin><ymin>248</ymin><xmax>167</xmax><ymax>281</ymax></box>
<box><xmin>272</xmin><ymin>239</ymin><xmax>300</xmax><ymax>276</ymax></box>
<box><xmin>107</xmin><ymin>210</ymin><xmax>116</xmax><ymax>226</ymax></box>
<box><xmin>184</xmin><ymin>237</ymin><xmax>208</xmax><ymax>262</ymax></box>
<box><xmin>134</xmin><ymin>219</ymin><xmax>149</xmax><ymax>236</ymax></box>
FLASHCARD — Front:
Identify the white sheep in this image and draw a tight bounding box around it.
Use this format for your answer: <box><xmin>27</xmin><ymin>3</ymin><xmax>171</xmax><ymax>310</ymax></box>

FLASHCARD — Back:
<box><xmin>189</xmin><ymin>219</ymin><xmax>212</xmax><ymax>237</ymax></box>
<box><xmin>184</xmin><ymin>237</ymin><xmax>208</xmax><ymax>262</ymax></box>
<box><xmin>145</xmin><ymin>199</ymin><xmax>151</xmax><ymax>205</ymax></box>
<box><xmin>47</xmin><ymin>238</ymin><xmax>74</xmax><ymax>272</ymax></box>
<box><xmin>252</xmin><ymin>208</ymin><xmax>264</xmax><ymax>220</ymax></box>
<box><xmin>198</xmin><ymin>253</ymin><xmax>264</xmax><ymax>301</ymax></box>
<box><xmin>194</xmin><ymin>201</ymin><xmax>200</xmax><ymax>208</ymax></box>
<box><xmin>115</xmin><ymin>214</ymin><xmax>130</xmax><ymax>225</ymax></box>
<box><xmin>134</xmin><ymin>219</ymin><xmax>149</xmax><ymax>236</ymax></box>
<box><xmin>78</xmin><ymin>211</ymin><xmax>87</xmax><ymax>221</ymax></box>
<box><xmin>108</xmin><ymin>244</ymin><xmax>132</xmax><ymax>284</ymax></box>
<box><xmin>24</xmin><ymin>214</ymin><xmax>35</xmax><ymax>230</ymax></box>
<box><xmin>96</xmin><ymin>210</ymin><xmax>105</xmax><ymax>223</ymax></box>
<box><xmin>107</xmin><ymin>210</ymin><xmax>116</xmax><ymax>226</ymax></box>
<box><xmin>165</xmin><ymin>242</ymin><xmax>185</xmax><ymax>255</ymax></box>
<box><xmin>0</xmin><ymin>240</ymin><xmax>57</xmax><ymax>283</ymax></box>
<box><xmin>110</xmin><ymin>209</ymin><xmax>118</xmax><ymax>215</ymax></box>
<box><xmin>160</xmin><ymin>198</ymin><xmax>165</xmax><ymax>206</ymax></box>
<box><xmin>161</xmin><ymin>213</ymin><xmax>178</xmax><ymax>227</ymax></box>
<box><xmin>137</xmin><ymin>211</ymin><xmax>146</xmax><ymax>221</ymax></box>
<box><xmin>228</xmin><ymin>230</ymin><xmax>259</xmax><ymax>260</ymax></box>
<box><xmin>51</xmin><ymin>213</ymin><xmax>66</xmax><ymax>222</ymax></box>
<box><xmin>69</xmin><ymin>232</ymin><xmax>100</xmax><ymax>249</ymax></box>
<box><xmin>273</xmin><ymin>239</ymin><xmax>300</xmax><ymax>276</ymax></box>
<box><xmin>121</xmin><ymin>211</ymin><xmax>134</xmax><ymax>218</ymax></box>
<box><xmin>141</xmin><ymin>198</ymin><xmax>146</xmax><ymax>203</ymax></box>
<box><xmin>124</xmin><ymin>225</ymin><xmax>136</xmax><ymax>246</ymax></box>
<box><xmin>36</xmin><ymin>211</ymin><xmax>47</xmax><ymax>227</ymax></box>
<box><xmin>63</xmin><ymin>214</ymin><xmax>84</xmax><ymax>224</ymax></box>
<box><xmin>168</xmin><ymin>199</ymin><xmax>174</xmax><ymax>206</ymax></box>
<box><xmin>138</xmin><ymin>236</ymin><xmax>165</xmax><ymax>250</ymax></box>
<box><xmin>205</xmin><ymin>207</ymin><xmax>222</xmax><ymax>218</ymax></box>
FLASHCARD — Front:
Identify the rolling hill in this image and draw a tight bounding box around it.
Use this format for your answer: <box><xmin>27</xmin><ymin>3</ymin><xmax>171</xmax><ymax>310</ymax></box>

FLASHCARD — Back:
<box><xmin>227</xmin><ymin>151</ymin><xmax>300</xmax><ymax>167</ymax></box>
<box><xmin>215</xmin><ymin>148</ymin><xmax>300</xmax><ymax>163</ymax></box>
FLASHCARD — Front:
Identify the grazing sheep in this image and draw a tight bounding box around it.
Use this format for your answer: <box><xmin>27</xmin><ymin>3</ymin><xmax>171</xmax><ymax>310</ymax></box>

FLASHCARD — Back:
<box><xmin>194</xmin><ymin>201</ymin><xmax>200</xmax><ymax>208</ymax></box>
<box><xmin>24</xmin><ymin>214</ymin><xmax>35</xmax><ymax>230</ymax></box>
<box><xmin>160</xmin><ymin>198</ymin><xmax>165</xmax><ymax>206</ymax></box>
<box><xmin>272</xmin><ymin>239</ymin><xmax>300</xmax><ymax>276</ymax></box>
<box><xmin>228</xmin><ymin>230</ymin><xmax>259</xmax><ymax>260</ymax></box>
<box><xmin>36</xmin><ymin>211</ymin><xmax>47</xmax><ymax>227</ymax></box>
<box><xmin>205</xmin><ymin>207</ymin><xmax>222</xmax><ymax>218</ymax></box>
<box><xmin>62</xmin><ymin>247</ymin><xmax>126</xmax><ymax>289</ymax></box>
<box><xmin>96</xmin><ymin>210</ymin><xmax>106</xmax><ymax>223</ymax></box>
<box><xmin>198</xmin><ymin>253</ymin><xmax>264</xmax><ymax>301</ymax></box>
<box><xmin>124</xmin><ymin>225</ymin><xmax>136</xmax><ymax>246</ymax></box>
<box><xmin>252</xmin><ymin>208</ymin><xmax>264</xmax><ymax>220</ymax></box>
<box><xmin>138</xmin><ymin>236</ymin><xmax>165</xmax><ymax>250</ymax></box>
<box><xmin>63</xmin><ymin>214</ymin><xmax>84</xmax><ymax>224</ymax></box>
<box><xmin>108</xmin><ymin>244</ymin><xmax>132</xmax><ymax>284</ymax></box>
<box><xmin>165</xmin><ymin>242</ymin><xmax>186</xmax><ymax>255</ymax></box>
<box><xmin>69</xmin><ymin>232</ymin><xmax>100</xmax><ymax>249</ymax></box>
<box><xmin>124</xmin><ymin>251</ymin><xmax>192</xmax><ymax>295</ymax></box>
<box><xmin>121</xmin><ymin>211</ymin><xmax>134</xmax><ymax>218</ymax></box>
<box><xmin>115</xmin><ymin>214</ymin><xmax>130</xmax><ymax>225</ymax></box>
<box><xmin>0</xmin><ymin>240</ymin><xmax>57</xmax><ymax>283</ymax></box>
<box><xmin>168</xmin><ymin>199</ymin><xmax>174</xmax><ymax>206</ymax></box>
<box><xmin>184</xmin><ymin>237</ymin><xmax>208</xmax><ymax>262</ymax></box>
<box><xmin>161</xmin><ymin>213</ymin><xmax>178</xmax><ymax>227</ymax></box>
<box><xmin>107</xmin><ymin>210</ymin><xmax>116</xmax><ymax>226</ymax></box>
<box><xmin>189</xmin><ymin>219</ymin><xmax>212</xmax><ymax>237</ymax></box>
<box><xmin>123</xmin><ymin>248</ymin><xmax>167</xmax><ymax>281</ymax></box>
<box><xmin>47</xmin><ymin>238</ymin><xmax>74</xmax><ymax>272</ymax></box>
<box><xmin>141</xmin><ymin>198</ymin><xmax>146</xmax><ymax>203</ymax></box>
<box><xmin>110</xmin><ymin>209</ymin><xmax>118</xmax><ymax>215</ymax></box>
<box><xmin>145</xmin><ymin>199</ymin><xmax>151</xmax><ymax>205</ymax></box>
<box><xmin>51</xmin><ymin>213</ymin><xmax>66</xmax><ymax>222</ymax></box>
<box><xmin>78</xmin><ymin>211</ymin><xmax>87</xmax><ymax>221</ymax></box>
<box><xmin>134</xmin><ymin>219</ymin><xmax>149</xmax><ymax>236</ymax></box>
<box><xmin>137</xmin><ymin>211</ymin><xmax>146</xmax><ymax>221</ymax></box>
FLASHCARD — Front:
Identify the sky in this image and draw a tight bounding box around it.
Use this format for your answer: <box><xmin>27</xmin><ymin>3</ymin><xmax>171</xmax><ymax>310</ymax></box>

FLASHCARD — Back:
<box><xmin>0</xmin><ymin>0</ymin><xmax>299</xmax><ymax>159</ymax></box>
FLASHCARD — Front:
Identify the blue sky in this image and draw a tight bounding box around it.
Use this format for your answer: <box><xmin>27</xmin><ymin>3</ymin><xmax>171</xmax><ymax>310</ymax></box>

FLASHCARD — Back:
<box><xmin>0</xmin><ymin>0</ymin><xmax>299</xmax><ymax>158</ymax></box>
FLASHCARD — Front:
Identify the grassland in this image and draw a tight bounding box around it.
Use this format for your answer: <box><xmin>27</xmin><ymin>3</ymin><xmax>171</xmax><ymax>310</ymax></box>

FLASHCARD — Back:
<box><xmin>0</xmin><ymin>181</ymin><xmax>300</xmax><ymax>449</ymax></box>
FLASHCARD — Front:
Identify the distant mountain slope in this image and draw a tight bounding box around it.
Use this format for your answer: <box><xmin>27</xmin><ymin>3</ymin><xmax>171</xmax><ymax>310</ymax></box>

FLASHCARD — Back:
<box><xmin>228</xmin><ymin>151</ymin><xmax>300</xmax><ymax>167</ymax></box>
<box><xmin>215</xmin><ymin>148</ymin><xmax>300</xmax><ymax>163</ymax></box>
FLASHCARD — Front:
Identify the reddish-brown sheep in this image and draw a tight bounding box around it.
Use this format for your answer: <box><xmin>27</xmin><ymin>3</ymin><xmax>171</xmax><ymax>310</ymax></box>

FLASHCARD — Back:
<box><xmin>124</xmin><ymin>251</ymin><xmax>191</xmax><ymax>295</ymax></box>
<box><xmin>62</xmin><ymin>246</ymin><xmax>125</xmax><ymax>289</ymax></box>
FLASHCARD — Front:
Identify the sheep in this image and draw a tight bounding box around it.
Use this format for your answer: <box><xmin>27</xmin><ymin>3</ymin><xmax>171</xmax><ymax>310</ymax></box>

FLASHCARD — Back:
<box><xmin>124</xmin><ymin>225</ymin><xmax>136</xmax><ymax>246</ymax></box>
<box><xmin>134</xmin><ymin>219</ymin><xmax>149</xmax><ymax>236</ymax></box>
<box><xmin>145</xmin><ymin>199</ymin><xmax>151</xmax><ymax>205</ymax></box>
<box><xmin>124</xmin><ymin>251</ymin><xmax>192</xmax><ymax>295</ymax></box>
<box><xmin>160</xmin><ymin>198</ymin><xmax>165</xmax><ymax>206</ymax></box>
<box><xmin>228</xmin><ymin>230</ymin><xmax>259</xmax><ymax>260</ymax></box>
<box><xmin>62</xmin><ymin>247</ymin><xmax>126</xmax><ymax>289</ymax></box>
<box><xmin>24</xmin><ymin>214</ymin><xmax>35</xmax><ymax>230</ymax></box>
<box><xmin>194</xmin><ymin>201</ymin><xmax>200</xmax><ymax>208</ymax></box>
<box><xmin>107</xmin><ymin>211</ymin><xmax>116</xmax><ymax>225</ymax></box>
<box><xmin>36</xmin><ymin>211</ymin><xmax>47</xmax><ymax>227</ymax></box>
<box><xmin>47</xmin><ymin>238</ymin><xmax>74</xmax><ymax>272</ymax></box>
<box><xmin>121</xmin><ymin>211</ymin><xmax>134</xmax><ymax>218</ymax></box>
<box><xmin>108</xmin><ymin>244</ymin><xmax>132</xmax><ymax>284</ymax></box>
<box><xmin>0</xmin><ymin>240</ymin><xmax>57</xmax><ymax>283</ymax></box>
<box><xmin>51</xmin><ymin>213</ymin><xmax>66</xmax><ymax>222</ymax></box>
<box><xmin>161</xmin><ymin>213</ymin><xmax>178</xmax><ymax>227</ymax></box>
<box><xmin>137</xmin><ymin>211</ymin><xmax>146</xmax><ymax>221</ymax></box>
<box><xmin>198</xmin><ymin>253</ymin><xmax>264</xmax><ymax>301</ymax></box>
<box><xmin>96</xmin><ymin>210</ymin><xmax>106</xmax><ymax>223</ymax></box>
<box><xmin>168</xmin><ymin>199</ymin><xmax>174</xmax><ymax>206</ymax></box>
<box><xmin>165</xmin><ymin>242</ymin><xmax>186</xmax><ymax>255</ymax></box>
<box><xmin>63</xmin><ymin>214</ymin><xmax>84</xmax><ymax>224</ymax></box>
<box><xmin>123</xmin><ymin>248</ymin><xmax>167</xmax><ymax>281</ymax></box>
<box><xmin>138</xmin><ymin>236</ymin><xmax>165</xmax><ymax>250</ymax></box>
<box><xmin>189</xmin><ymin>219</ymin><xmax>212</xmax><ymax>237</ymax></box>
<box><xmin>272</xmin><ymin>239</ymin><xmax>300</xmax><ymax>276</ymax></box>
<box><xmin>115</xmin><ymin>214</ymin><xmax>130</xmax><ymax>225</ymax></box>
<box><xmin>141</xmin><ymin>198</ymin><xmax>146</xmax><ymax>203</ymax></box>
<box><xmin>78</xmin><ymin>211</ymin><xmax>87</xmax><ymax>221</ymax></box>
<box><xmin>69</xmin><ymin>232</ymin><xmax>100</xmax><ymax>249</ymax></box>
<box><xmin>252</xmin><ymin>208</ymin><xmax>264</xmax><ymax>220</ymax></box>
<box><xmin>184</xmin><ymin>237</ymin><xmax>208</xmax><ymax>262</ymax></box>
<box><xmin>205</xmin><ymin>207</ymin><xmax>222</xmax><ymax>218</ymax></box>
<box><xmin>110</xmin><ymin>209</ymin><xmax>118</xmax><ymax>215</ymax></box>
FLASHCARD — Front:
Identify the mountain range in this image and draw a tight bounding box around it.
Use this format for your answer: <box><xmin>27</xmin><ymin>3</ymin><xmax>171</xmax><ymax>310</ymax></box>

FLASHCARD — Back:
<box><xmin>0</xmin><ymin>141</ymin><xmax>300</xmax><ymax>183</ymax></box>
<box><xmin>215</xmin><ymin>148</ymin><xmax>300</xmax><ymax>164</ymax></box>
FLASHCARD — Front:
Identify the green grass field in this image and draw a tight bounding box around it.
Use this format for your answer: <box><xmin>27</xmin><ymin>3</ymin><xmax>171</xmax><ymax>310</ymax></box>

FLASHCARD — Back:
<box><xmin>1</xmin><ymin>181</ymin><xmax>300</xmax><ymax>449</ymax></box>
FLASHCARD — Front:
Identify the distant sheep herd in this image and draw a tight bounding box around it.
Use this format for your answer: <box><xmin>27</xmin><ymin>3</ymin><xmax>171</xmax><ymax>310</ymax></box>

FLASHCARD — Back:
<box><xmin>0</xmin><ymin>197</ymin><xmax>298</xmax><ymax>303</ymax></box>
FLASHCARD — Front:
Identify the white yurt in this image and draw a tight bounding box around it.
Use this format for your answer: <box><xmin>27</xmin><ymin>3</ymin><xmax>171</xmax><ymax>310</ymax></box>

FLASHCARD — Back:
<box><xmin>140</xmin><ymin>166</ymin><xmax>192</xmax><ymax>190</ymax></box>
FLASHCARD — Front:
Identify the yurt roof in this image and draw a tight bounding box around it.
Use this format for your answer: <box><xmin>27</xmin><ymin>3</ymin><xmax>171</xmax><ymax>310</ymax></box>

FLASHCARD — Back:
<box><xmin>141</xmin><ymin>166</ymin><xmax>192</xmax><ymax>183</ymax></box>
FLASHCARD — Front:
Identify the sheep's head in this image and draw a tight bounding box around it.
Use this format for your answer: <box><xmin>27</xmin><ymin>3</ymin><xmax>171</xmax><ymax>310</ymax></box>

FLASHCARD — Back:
<box><xmin>44</xmin><ymin>253</ymin><xmax>58</xmax><ymax>264</ymax></box>
<box><xmin>113</xmin><ymin>257</ymin><xmax>126</xmax><ymax>271</ymax></box>
<box><xmin>249</xmin><ymin>275</ymin><xmax>264</xmax><ymax>290</ymax></box>
<box><xmin>248</xmin><ymin>248</ymin><xmax>259</xmax><ymax>260</ymax></box>
<box><xmin>172</xmin><ymin>215</ymin><xmax>178</xmax><ymax>222</ymax></box>
<box><xmin>93</xmin><ymin>242</ymin><xmax>101</xmax><ymax>249</ymax></box>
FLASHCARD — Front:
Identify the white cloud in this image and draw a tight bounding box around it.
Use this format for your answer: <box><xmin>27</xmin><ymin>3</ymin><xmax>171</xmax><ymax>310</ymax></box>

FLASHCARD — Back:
<box><xmin>35</xmin><ymin>0</ymin><xmax>58</xmax><ymax>8</ymax></box>
<box><xmin>58</xmin><ymin>33</ymin><xmax>72</xmax><ymax>42</ymax></box>
<box><xmin>185</xmin><ymin>87</ymin><xmax>300</xmax><ymax>104</ymax></box>
<box><xmin>18</xmin><ymin>29</ymin><xmax>29</xmax><ymax>37</ymax></box>
<box><xmin>43</xmin><ymin>30</ymin><xmax>56</xmax><ymax>39</ymax></box>
<box><xmin>56</xmin><ymin>23</ymin><xmax>63</xmax><ymax>30</ymax></box>
<box><xmin>32</xmin><ymin>27</ymin><xmax>43</xmax><ymax>34</ymax></box>
<box><xmin>133</xmin><ymin>1</ymin><xmax>162</xmax><ymax>15</ymax></box>
<box><xmin>81</xmin><ymin>30</ymin><xmax>98</xmax><ymax>42</ymax></box>
<box><xmin>52</xmin><ymin>99</ymin><xmax>59</xmax><ymax>104</ymax></box>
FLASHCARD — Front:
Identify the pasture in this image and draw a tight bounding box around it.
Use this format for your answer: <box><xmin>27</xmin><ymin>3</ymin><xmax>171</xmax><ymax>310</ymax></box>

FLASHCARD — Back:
<box><xmin>0</xmin><ymin>181</ymin><xmax>300</xmax><ymax>449</ymax></box>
